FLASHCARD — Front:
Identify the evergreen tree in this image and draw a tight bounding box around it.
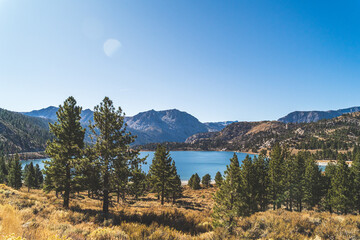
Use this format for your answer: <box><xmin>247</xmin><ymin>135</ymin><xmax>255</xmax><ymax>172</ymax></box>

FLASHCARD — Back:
<box><xmin>214</xmin><ymin>171</ymin><xmax>223</xmax><ymax>187</ymax></box>
<box><xmin>331</xmin><ymin>157</ymin><xmax>353</xmax><ymax>214</ymax></box>
<box><xmin>212</xmin><ymin>153</ymin><xmax>241</xmax><ymax>233</ymax></box>
<box><xmin>352</xmin><ymin>153</ymin><xmax>360</xmax><ymax>213</ymax></box>
<box><xmin>44</xmin><ymin>96</ymin><xmax>85</xmax><ymax>208</ymax></box>
<box><xmin>293</xmin><ymin>152</ymin><xmax>306</xmax><ymax>212</ymax></box>
<box><xmin>252</xmin><ymin>155</ymin><xmax>269</xmax><ymax>211</ymax></box>
<box><xmin>89</xmin><ymin>97</ymin><xmax>139</xmax><ymax>216</ymax></box>
<box><xmin>24</xmin><ymin>162</ymin><xmax>35</xmax><ymax>192</ymax></box>
<box><xmin>188</xmin><ymin>173</ymin><xmax>201</xmax><ymax>190</ymax></box>
<box><xmin>0</xmin><ymin>155</ymin><xmax>7</xmax><ymax>184</ymax></box>
<box><xmin>322</xmin><ymin>163</ymin><xmax>336</xmax><ymax>213</ymax></box>
<box><xmin>34</xmin><ymin>164</ymin><xmax>43</xmax><ymax>188</ymax></box>
<box><xmin>129</xmin><ymin>158</ymin><xmax>147</xmax><ymax>200</ymax></box>
<box><xmin>239</xmin><ymin>155</ymin><xmax>257</xmax><ymax>215</ymax></box>
<box><xmin>268</xmin><ymin>144</ymin><xmax>285</xmax><ymax>209</ymax></box>
<box><xmin>283</xmin><ymin>156</ymin><xmax>296</xmax><ymax>211</ymax></box>
<box><xmin>201</xmin><ymin>174</ymin><xmax>211</xmax><ymax>188</ymax></box>
<box><xmin>302</xmin><ymin>156</ymin><xmax>322</xmax><ymax>210</ymax></box>
<box><xmin>82</xmin><ymin>148</ymin><xmax>101</xmax><ymax>199</ymax></box>
<box><xmin>169</xmin><ymin>161</ymin><xmax>182</xmax><ymax>203</ymax></box>
<box><xmin>8</xmin><ymin>154</ymin><xmax>22</xmax><ymax>189</ymax></box>
<box><xmin>148</xmin><ymin>145</ymin><xmax>175</xmax><ymax>205</ymax></box>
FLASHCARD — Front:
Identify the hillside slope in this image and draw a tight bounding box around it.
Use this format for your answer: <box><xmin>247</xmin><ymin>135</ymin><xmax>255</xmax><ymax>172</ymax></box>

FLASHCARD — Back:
<box><xmin>278</xmin><ymin>106</ymin><xmax>360</xmax><ymax>123</ymax></box>
<box><xmin>0</xmin><ymin>108</ymin><xmax>52</xmax><ymax>153</ymax></box>
<box><xmin>186</xmin><ymin>112</ymin><xmax>360</xmax><ymax>152</ymax></box>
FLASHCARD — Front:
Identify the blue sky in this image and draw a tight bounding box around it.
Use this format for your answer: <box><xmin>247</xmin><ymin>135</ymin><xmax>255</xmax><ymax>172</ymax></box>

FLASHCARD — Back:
<box><xmin>1</xmin><ymin>0</ymin><xmax>360</xmax><ymax>122</ymax></box>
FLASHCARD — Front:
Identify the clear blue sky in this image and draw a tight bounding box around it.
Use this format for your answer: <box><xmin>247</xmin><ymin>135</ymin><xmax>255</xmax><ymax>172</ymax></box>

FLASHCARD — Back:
<box><xmin>1</xmin><ymin>0</ymin><xmax>360</xmax><ymax>122</ymax></box>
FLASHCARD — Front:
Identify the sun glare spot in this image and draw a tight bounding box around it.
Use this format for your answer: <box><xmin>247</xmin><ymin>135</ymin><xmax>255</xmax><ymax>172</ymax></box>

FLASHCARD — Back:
<box><xmin>103</xmin><ymin>39</ymin><xmax>121</xmax><ymax>57</ymax></box>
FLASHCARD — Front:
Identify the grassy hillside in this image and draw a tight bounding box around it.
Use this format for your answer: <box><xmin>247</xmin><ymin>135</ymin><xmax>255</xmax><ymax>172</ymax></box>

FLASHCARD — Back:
<box><xmin>1</xmin><ymin>184</ymin><xmax>360</xmax><ymax>240</ymax></box>
<box><xmin>0</xmin><ymin>108</ymin><xmax>52</xmax><ymax>154</ymax></box>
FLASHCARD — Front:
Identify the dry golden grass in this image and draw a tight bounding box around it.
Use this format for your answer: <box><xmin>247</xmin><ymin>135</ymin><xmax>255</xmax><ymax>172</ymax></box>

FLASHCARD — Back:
<box><xmin>1</xmin><ymin>184</ymin><xmax>360</xmax><ymax>239</ymax></box>
<box><xmin>0</xmin><ymin>184</ymin><xmax>216</xmax><ymax>240</ymax></box>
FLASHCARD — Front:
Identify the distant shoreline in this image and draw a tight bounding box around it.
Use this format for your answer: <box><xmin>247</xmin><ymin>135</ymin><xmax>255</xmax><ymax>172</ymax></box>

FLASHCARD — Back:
<box><xmin>16</xmin><ymin>149</ymin><xmax>257</xmax><ymax>161</ymax></box>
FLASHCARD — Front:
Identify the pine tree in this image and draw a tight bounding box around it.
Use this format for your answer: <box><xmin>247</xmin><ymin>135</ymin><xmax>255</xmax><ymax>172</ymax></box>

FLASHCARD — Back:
<box><xmin>8</xmin><ymin>154</ymin><xmax>22</xmax><ymax>189</ymax></box>
<box><xmin>169</xmin><ymin>161</ymin><xmax>182</xmax><ymax>203</ymax></box>
<box><xmin>268</xmin><ymin>144</ymin><xmax>285</xmax><ymax>209</ymax></box>
<box><xmin>188</xmin><ymin>173</ymin><xmax>201</xmax><ymax>190</ymax></box>
<box><xmin>293</xmin><ymin>152</ymin><xmax>306</xmax><ymax>212</ymax></box>
<box><xmin>129</xmin><ymin>158</ymin><xmax>147</xmax><ymax>200</ymax></box>
<box><xmin>352</xmin><ymin>153</ymin><xmax>360</xmax><ymax>213</ymax></box>
<box><xmin>82</xmin><ymin>148</ymin><xmax>101</xmax><ymax>199</ymax></box>
<box><xmin>44</xmin><ymin>96</ymin><xmax>85</xmax><ymax>208</ymax></box>
<box><xmin>89</xmin><ymin>97</ymin><xmax>140</xmax><ymax>216</ymax></box>
<box><xmin>34</xmin><ymin>164</ymin><xmax>43</xmax><ymax>188</ymax></box>
<box><xmin>302</xmin><ymin>156</ymin><xmax>322</xmax><ymax>210</ymax></box>
<box><xmin>252</xmin><ymin>154</ymin><xmax>269</xmax><ymax>211</ymax></box>
<box><xmin>283</xmin><ymin>156</ymin><xmax>296</xmax><ymax>211</ymax></box>
<box><xmin>322</xmin><ymin>162</ymin><xmax>336</xmax><ymax>213</ymax></box>
<box><xmin>24</xmin><ymin>162</ymin><xmax>36</xmax><ymax>192</ymax></box>
<box><xmin>214</xmin><ymin>171</ymin><xmax>223</xmax><ymax>187</ymax></box>
<box><xmin>331</xmin><ymin>157</ymin><xmax>353</xmax><ymax>214</ymax></box>
<box><xmin>148</xmin><ymin>145</ymin><xmax>175</xmax><ymax>205</ymax></box>
<box><xmin>239</xmin><ymin>155</ymin><xmax>256</xmax><ymax>215</ymax></box>
<box><xmin>201</xmin><ymin>174</ymin><xmax>211</xmax><ymax>188</ymax></box>
<box><xmin>0</xmin><ymin>155</ymin><xmax>7</xmax><ymax>184</ymax></box>
<box><xmin>212</xmin><ymin>153</ymin><xmax>241</xmax><ymax>233</ymax></box>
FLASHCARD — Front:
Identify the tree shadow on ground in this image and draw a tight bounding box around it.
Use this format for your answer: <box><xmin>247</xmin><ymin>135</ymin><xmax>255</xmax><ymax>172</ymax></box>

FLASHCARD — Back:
<box><xmin>70</xmin><ymin>205</ymin><xmax>209</xmax><ymax>235</ymax></box>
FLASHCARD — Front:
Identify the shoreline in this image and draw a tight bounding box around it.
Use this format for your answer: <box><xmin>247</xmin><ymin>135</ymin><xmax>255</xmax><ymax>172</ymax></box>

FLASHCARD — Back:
<box><xmin>316</xmin><ymin>159</ymin><xmax>352</xmax><ymax>166</ymax></box>
<box><xmin>18</xmin><ymin>149</ymin><xmax>257</xmax><ymax>161</ymax></box>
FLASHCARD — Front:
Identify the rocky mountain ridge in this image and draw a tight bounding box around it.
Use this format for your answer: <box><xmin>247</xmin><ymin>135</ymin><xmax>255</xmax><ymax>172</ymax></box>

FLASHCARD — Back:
<box><xmin>21</xmin><ymin>107</ymin><xmax>234</xmax><ymax>145</ymax></box>
<box><xmin>278</xmin><ymin>106</ymin><xmax>360</xmax><ymax>123</ymax></box>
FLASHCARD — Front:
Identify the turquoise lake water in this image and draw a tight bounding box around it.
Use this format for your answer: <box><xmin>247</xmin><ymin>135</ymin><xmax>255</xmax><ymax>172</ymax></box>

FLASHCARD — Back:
<box><xmin>20</xmin><ymin>151</ymin><xmax>256</xmax><ymax>180</ymax></box>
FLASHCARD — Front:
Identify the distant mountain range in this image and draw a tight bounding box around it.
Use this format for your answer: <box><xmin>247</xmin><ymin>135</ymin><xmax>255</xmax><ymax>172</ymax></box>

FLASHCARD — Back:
<box><xmin>21</xmin><ymin>106</ymin><xmax>235</xmax><ymax>145</ymax></box>
<box><xmin>2</xmin><ymin>104</ymin><xmax>360</xmax><ymax>154</ymax></box>
<box><xmin>278</xmin><ymin>106</ymin><xmax>360</xmax><ymax>123</ymax></box>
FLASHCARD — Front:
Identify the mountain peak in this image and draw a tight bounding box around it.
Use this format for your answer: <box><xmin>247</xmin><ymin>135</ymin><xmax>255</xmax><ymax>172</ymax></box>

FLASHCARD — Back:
<box><xmin>278</xmin><ymin>106</ymin><xmax>360</xmax><ymax>123</ymax></box>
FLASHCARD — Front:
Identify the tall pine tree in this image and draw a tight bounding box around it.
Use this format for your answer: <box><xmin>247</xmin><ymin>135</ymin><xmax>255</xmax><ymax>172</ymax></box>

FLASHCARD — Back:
<box><xmin>239</xmin><ymin>155</ymin><xmax>257</xmax><ymax>215</ymax></box>
<box><xmin>8</xmin><ymin>154</ymin><xmax>22</xmax><ymax>189</ymax></box>
<box><xmin>89</xmin><ymin>97</ymin><xmax>140</xmax><ymax>216</ymax></box>
<box><xmin>214</xmin><ymin>171</ymin><xmax>223</xmax><ymax>187</ymax></box>
<box><xmin>148</xmin><ymin>145</ymin><xmax>175</xmax><ymax>205</ymax></box>
<box><xmin>268</xmin><ymin>144</ymin><xmax>285</xmax><ymax>209</ymax></box>
<box><xmin>302</xmin><ymin>156</ymin><xmax>322</xmax><ymax>210</ymax></box>
<box><xmin>330</xmin><ymin>157</ymin><xmax>353</xmax><ymax>214</ymax></box>
<box><xmin>24</xmin><ymin>162</ymin><xmax>36</xmax><ymax>192</ymax></box>
<box><xmin>252</xmin><ymin>154</ymin><xmax>269</xmax><ymax>211</ymax></box>
<box><xmin>44</xmin><ymin>96</ymin><xmax>85</xmax><ymax>208</ymax></box>
<box><xmin>212</xmin><ymin>153</ymin><xmax>241</xmax><ymax>233</ymax></box>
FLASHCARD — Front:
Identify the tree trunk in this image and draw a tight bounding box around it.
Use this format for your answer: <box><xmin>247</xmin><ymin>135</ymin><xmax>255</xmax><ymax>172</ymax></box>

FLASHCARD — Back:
<box><xmin>161</xmin><ymin>183</ymin><xmax>165</xmax><ymax>205</ymax></box>
<box><xmin>103</xmin><ymin>172</ymin><xmax>109</xmax><ymax>218</ymax></box>
<box><xmin>63</xmin><ymin>165</ymin><xmax>71</xmax><ymax>208</ymax></box>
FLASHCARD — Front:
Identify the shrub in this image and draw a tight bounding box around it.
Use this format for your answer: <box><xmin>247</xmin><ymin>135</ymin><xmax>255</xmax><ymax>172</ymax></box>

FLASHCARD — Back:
<box><xmin>88</xmin><ymin>227</ymin><xmax>129</xmax><ymax>240</ymax></box>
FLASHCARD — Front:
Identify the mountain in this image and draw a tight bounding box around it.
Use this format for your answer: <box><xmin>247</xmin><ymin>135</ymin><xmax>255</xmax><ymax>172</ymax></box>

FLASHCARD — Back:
<box><xmin>22</xmin><ymin>106</ymin><xmax>94</xmax><ymax>125</ymax></box>
<box><xmin>22</xmin><ymin>107</ymin><xmax>233</xmax><ymax>145</ymax></box>
<box><xmin>204</xmin><ymin>121</ymin><xmax>238</xmax><ymax>132</ymax></box>
<box><xmin>22</xmin><ymin>106</ymin><xmax>58</xmax><ymax>120</ymax></box>
<box><xmin>125</xmin><ymin>109</ymin><xmax>209</xmax><ymax>145</ymax></box>
<box><xmin>0</xmin><ymin>108</ymin><xmax>52</xmax><ymax>154</ymax></box>
<box><xmin>183</xmin><ymin>112</ymin><xmax>360</xmax><ymax>153</ymax></box>
<box><xmin>278</xmin><ymin>106</ymin><xmax>360</xmax><ymax>123</ymax></box>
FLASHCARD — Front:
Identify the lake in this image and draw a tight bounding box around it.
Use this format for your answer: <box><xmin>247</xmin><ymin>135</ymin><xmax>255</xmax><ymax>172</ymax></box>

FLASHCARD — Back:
<box><xmin>20</xmin><ymin>151</ymin><xmax>256</xmax><ymax>181</ymax></box>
